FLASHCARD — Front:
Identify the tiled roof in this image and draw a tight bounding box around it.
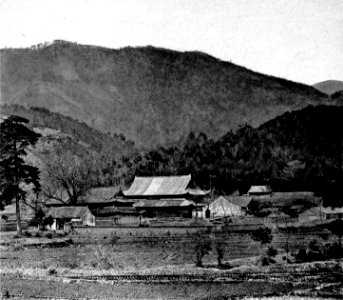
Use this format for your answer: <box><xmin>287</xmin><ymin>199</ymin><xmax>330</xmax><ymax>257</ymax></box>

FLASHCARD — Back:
<box><xmin>123</xmin><ymin>175</ymin><xmax>191</xmax><ymax>196</ymax></box>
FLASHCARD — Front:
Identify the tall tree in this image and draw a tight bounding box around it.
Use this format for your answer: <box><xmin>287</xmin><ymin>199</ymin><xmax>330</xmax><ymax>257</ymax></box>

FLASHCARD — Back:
<box><xmin>0</xmin><ymin>116</ymin><xmax>41</xmax><ymax>235</ymax></box>
<box><xmin>42</xmin><ymin>147</ymin><xmax>101</xmax><ymax>205</ymax></box>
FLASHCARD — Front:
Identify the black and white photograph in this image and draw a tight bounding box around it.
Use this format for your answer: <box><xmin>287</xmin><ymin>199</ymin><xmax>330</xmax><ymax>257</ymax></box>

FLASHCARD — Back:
<box><xmin>0</xmin><ymin>0</ymin><xmax>342</xmax><ymax>299</ymax></box>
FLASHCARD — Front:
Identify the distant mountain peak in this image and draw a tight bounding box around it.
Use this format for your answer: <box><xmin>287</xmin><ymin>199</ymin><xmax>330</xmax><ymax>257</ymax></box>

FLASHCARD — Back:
<box><xmin>313</xmin><ymin>80</ymin><xmax>343</xmax><ymax>95</ymax></box>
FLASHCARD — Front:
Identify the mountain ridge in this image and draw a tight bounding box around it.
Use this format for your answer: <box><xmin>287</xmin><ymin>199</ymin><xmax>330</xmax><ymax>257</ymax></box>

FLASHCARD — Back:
<box><xmin>0</xmin><ymin>40</ymin><xmax>334</xmax><ymax>148</ymax></box>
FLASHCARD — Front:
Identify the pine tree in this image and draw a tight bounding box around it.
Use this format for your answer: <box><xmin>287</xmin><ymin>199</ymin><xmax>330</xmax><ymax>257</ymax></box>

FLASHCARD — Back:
<box><xmin>0</xmin><ymin>115</ymin><xmax>41</xmax><ymax>235</ymax></box>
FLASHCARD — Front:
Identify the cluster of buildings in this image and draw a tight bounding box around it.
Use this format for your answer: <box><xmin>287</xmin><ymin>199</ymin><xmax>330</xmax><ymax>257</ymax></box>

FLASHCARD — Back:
<box><xmin>44</xmin><ymin>175</ymin><xmax>342</xmax><ymax>230</ymax></box>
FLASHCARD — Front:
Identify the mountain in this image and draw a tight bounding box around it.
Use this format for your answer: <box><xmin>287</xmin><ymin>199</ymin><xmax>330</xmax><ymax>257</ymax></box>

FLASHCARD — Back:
<box><xmin>0</xmin><ymin>40</ymin><xmax>333</xmax><ymax>148</ymax></box>
<box><xmin>313</xmin><ymin>80</ymin><xmax>343</xmax><ymax>95</ymax></box>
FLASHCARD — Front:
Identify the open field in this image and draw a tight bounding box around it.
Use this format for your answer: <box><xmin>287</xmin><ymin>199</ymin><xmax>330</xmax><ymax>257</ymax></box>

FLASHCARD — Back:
<box><xmin>1</xmin><ymin>224</ymin><xmax>342</xmax><ymax>299</ymax></box>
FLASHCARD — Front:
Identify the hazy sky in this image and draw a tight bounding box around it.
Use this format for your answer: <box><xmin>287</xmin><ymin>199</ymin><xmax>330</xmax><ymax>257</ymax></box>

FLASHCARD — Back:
<box><xmin>1</xmin><ymin>0</ymin><xmax>342</xmax><ymax>84</ymax></box>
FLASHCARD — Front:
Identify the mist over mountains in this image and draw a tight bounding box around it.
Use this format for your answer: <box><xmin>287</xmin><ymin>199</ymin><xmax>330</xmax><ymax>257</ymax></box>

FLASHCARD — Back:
<box><xmin>0</xmin><ymin>40</ymin><xmax>335</xmax><ymax>148</ymax></box>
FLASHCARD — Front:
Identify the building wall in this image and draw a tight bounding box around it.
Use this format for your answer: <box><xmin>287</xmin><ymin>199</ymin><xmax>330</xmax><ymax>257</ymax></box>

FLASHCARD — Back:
<box><xmin>114</xmin><ymin>215</ymin><xmax>141</xmax><ymax>226</ymax></box>
<box><xmin>83</xmin><ymin>212</ymin><xmax>96</xmax><ymax>226</ymax></box>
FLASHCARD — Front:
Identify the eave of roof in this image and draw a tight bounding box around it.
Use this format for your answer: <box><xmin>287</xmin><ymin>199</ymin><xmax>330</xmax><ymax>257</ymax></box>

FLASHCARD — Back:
<box><xmin>133</xmin><ymin>199</ymin><xmax>195</xmax><ymax>208</ymax></box>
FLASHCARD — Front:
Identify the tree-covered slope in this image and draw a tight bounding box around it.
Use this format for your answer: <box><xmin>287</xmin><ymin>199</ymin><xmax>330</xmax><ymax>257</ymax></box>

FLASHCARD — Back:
<box><xmin>0</xmin><ymin>40</ymin><xmax>331</xmax><ymax>148</ymax></box>
<box><xmin>130</xmin><ymin>105</ymin><xmax>343</xmax><ymax>198</ymax></box>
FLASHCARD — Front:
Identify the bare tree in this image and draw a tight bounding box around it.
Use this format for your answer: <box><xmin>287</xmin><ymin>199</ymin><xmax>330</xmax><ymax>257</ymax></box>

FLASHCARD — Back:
<box><xmin>42</xmin><ymin>150</ymin><xmax>100</xmax><ymax>205</ymax></box>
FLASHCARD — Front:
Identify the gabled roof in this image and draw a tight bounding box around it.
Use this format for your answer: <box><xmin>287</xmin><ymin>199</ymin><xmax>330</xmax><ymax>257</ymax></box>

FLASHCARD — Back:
<box><xmin>123</xmin><ymin>175</ymin><xmax>191</xmax><ymax>197</ymax></box>
<box><xmin>48</xmin><ymin>206</ymin><xmax>93</xmax><ymax>219</ymax></box>
<box><xmin>248</xmin><ymin>185</ymin><xmax>272</xmax><ymax>194</ymax></box>
<box><xmin>224</xmin><ymin>195</ymin><xmax>252</xmax><ymax>207</ymax></box>
<box><xmin>210</xmin><ymin>196</ymin><xmax>243</xmax><ymax>217</ymax></box>
<box><xmin>133</xmin><ymin>199</ymin><xmax>194</xmax><ymax>208</ymax></box>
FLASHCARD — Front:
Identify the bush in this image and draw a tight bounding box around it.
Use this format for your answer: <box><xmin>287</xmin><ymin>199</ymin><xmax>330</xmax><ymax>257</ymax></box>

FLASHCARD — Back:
<box><xmin>92</xmin><ymin>246</ymin><xmax>113</xmax><ymax>270</ymax></box>
<box><xmin>2</xmin><ymin>290</ymin><xmax>10</xmax><ymax>298</ymax></box>
<box><xmin>266</xmin><ymin>246</ymin><xmax>278</xmax><ymax>257</ymax></box>
<box><xmin>194</xmin><ymin>235</ymin><xmax>212</xmax><ymax>267</ymax></box>
<box><xmin>47</xmin><ymin>268</ymin><xmax>57</xmax><ymax>275</ymax></box>
<box><xmin>34</xmin><ymin>231</ymin><xmax>41</xmax><ymax>238</ymax></box>
<box><xmin>46</xmin><ymin>232</ymin><xmax>53</xmax><ymax>239</ymax></box>
<box><xmin>251</xmin><ymin>227</ymin><xmax>273</xmax><ymax>245</ymax></box>
<box><xmin>110</xmin><ymin>233</ymin><xmax>120</xmax><ymax>245</ymax></box>
<box><xmin>23</xmin><ymin>231</ymin><xmax>32</xmax><ymax>237</ymax></box>
<box><xmin>325</xmin><ymin>242</ymin><xmax>343</xmax><ymax>259</ymax></box>
<box><xmin>261</xmin><ymin>255</ymin><xmax>275</xmax><ymax>266</ymax></box>
<box><xmin>295</xmin><ymin>248</ymin><xmax>308</xmax><ymax>262</ymax></box>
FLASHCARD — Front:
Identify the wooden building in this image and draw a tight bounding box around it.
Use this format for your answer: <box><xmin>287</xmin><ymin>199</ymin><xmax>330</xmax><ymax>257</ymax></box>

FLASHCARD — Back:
<box><xmin>210</xmin><ymin>195</ymin><xmax>252</xmax><ymax>219</ymax></box>
<box><xmin>48</xmin><ymin>206</ymin><xmax>95</xmax><ymax>230</ymax></box>
<box><xmin>123</xmin><ymin>175</ymin><xmax>209</xmax><ymax>218</ymax></box>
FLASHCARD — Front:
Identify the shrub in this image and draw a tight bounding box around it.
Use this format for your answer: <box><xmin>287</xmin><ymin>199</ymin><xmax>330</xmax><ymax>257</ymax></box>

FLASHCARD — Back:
<box><xmin>92</xmin><ymin>246</ymin><xmax>113</xmax><ymax>270</ymax></box>
<box><xmin>46</xmin><ymin>232</ymin><xmax>53</xmax><ymax>239</ymax></box>
<box><xmin>47</xmin><ymin>268</ymin><xmax>57</xmax><ymax>275</ymax></box>
<box><xmin>295</xmin><ymin>248</ymin><xmax>308</xmax><ymax>262</ymax></box>
<box><xmin>215</xmin><ymin>241</ymin><xmax>224</xmax><ymax>266</ymax></box>
<box><xmin>34</xmin><ymin>231</ymin><xmax>41</xmax><ymax>238</ymax></box>
<box><xmin>261</xmin><ymin>255</ymin><xmax>275</xmax><ymax>266</ymax></box>
<box><xmin>2</xmin><ymin>290</ymin><xmax>10</xmax><ymax>298</ymax></box>
<box><xmin>23</xmin><ymin>231</ymin><xmax>32</xmax><ymax>237</ymax></box>
<box><xmin>325</xmin><ymin>242</ymin><xmax>343</xmax><ymax>259</ymax></box>
<box><xmin>266</xmin><ymin>246</ymin><xmax>278</xmax><ymax>257</ymax></box>
<box><xmin>251</xmin><ymin>227</ymin><xmax>273</xmax><ymax>245</ymax></box>
<box><xmin>194</xmin><ymin>235</ymin><xmax>212</xmax><ymax>267</ymax></box>
<box><xmin>110</xmin><ymin>232</ymin><xmax>120</xmax><ymax>245</ymax></box>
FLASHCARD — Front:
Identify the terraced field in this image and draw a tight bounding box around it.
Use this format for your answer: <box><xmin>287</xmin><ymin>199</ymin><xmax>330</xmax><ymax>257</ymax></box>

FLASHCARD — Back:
<box><xmin>1</xmin><ymin>224</ymin><xmax>341</xmax><ymax>299</ymax></box>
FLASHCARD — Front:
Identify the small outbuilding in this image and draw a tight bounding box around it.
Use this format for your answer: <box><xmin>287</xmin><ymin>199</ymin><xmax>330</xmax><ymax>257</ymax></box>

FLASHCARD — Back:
<box><xmin>210</xmin><ymin>196</ymin><xmax>252</xmax><ymax>218</ymax></box>
<box><xmin>48</xmin><ymin>206</ymin><xmax>95</xmax><ymax>230</ymax></box>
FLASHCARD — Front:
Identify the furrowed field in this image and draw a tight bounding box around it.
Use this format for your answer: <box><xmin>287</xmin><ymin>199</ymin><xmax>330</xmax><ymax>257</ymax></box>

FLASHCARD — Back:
<box><xmin>1</xmin><ymin>224</ymin><xmax>342</xmax><ymax>299</ymax></box>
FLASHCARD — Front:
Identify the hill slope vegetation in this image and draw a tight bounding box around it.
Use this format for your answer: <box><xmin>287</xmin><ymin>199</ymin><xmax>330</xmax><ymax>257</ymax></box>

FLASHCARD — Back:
<box><xmin>131</xmin><ymin>105</ymin><xmax>343</xmax><ymax>204</ymax></box>
<box><xmin>0</xmin><ymin>40</ymin><xmax>332</xmax><ymax>148</ymax></box>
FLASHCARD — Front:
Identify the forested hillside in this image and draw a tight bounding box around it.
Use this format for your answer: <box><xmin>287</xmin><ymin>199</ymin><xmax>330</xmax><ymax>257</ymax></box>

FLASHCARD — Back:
<box><xmin>0</xmin><ymin>40</ymin><xmax>332</xmax><ymax>148</ymax></box>
<box><xmin>0</xmin><ymin>104</ymin><xmax>136</xmax><ymax>159</ymax></box>
<box><xmin>126</xmin><ymin>105</ymin><xmax>342</xmax><ymax>204</ymax></box>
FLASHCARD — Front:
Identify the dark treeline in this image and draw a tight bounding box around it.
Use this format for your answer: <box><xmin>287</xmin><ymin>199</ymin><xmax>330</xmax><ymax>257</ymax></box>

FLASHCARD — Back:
<box><xmin>123</xmin><ymin>105</ymin><xmax>343</xmax><ymax>206</ymax></box>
